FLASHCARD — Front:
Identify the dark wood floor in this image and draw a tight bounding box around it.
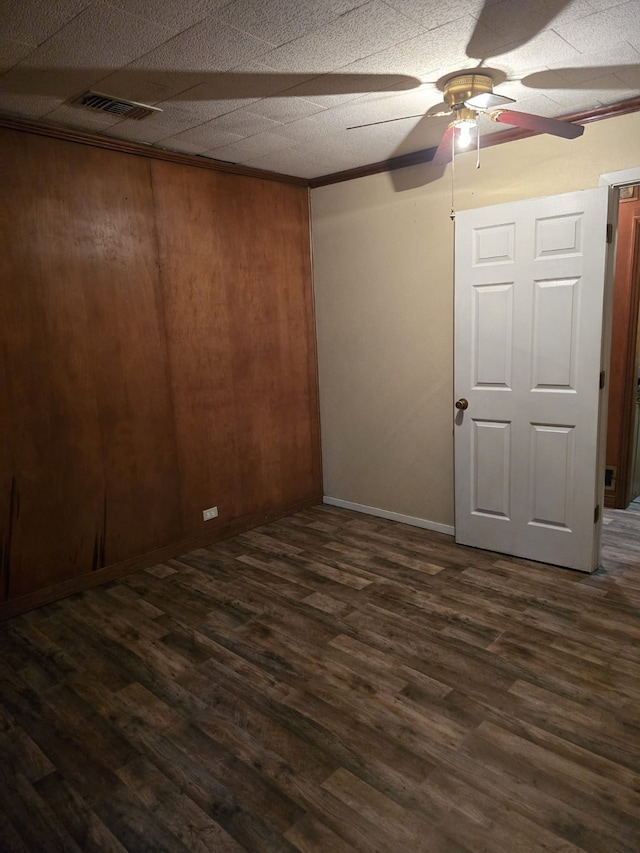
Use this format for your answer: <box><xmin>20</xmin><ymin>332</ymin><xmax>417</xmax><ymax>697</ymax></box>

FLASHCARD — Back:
<box><xmin>1</xmin><ymin>503</ymin><xmax>639</xmax><ymax>852</ymax></box>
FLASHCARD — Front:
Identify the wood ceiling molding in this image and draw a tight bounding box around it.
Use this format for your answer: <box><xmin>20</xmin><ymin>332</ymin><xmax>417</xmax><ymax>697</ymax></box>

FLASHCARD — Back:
<box><xmin>3</xmin><ymin>94</ymin><xmax>640</xmax><ymax>190</ymax></box>
<box><xmin>310</xmin><ymin>96</ymin><xmax>640</xmax><ymax>188</ymax></box>
<box><xmin>0</xmin><ymin>114</ymin><xmax>309</xmax><ymax>187</ymax></box>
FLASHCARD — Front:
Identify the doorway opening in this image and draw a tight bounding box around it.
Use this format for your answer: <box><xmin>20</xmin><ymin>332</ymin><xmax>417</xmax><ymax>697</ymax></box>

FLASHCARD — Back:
<box><xmin>605</xmin><ymin>182</ymin><xmax>640</xmax><ymax>509</ymax></box>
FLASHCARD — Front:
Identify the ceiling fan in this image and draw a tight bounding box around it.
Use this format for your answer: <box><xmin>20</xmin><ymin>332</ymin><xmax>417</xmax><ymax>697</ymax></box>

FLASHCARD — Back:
<box><xmin>348</xmin><ymin>71</ymin><xmax>584</xmax><ymax>167</ymax></box>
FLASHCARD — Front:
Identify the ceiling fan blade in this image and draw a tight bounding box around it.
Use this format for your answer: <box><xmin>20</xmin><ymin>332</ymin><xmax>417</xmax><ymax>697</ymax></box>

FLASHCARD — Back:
<box><xmin>347</xmin><ymin>110</ymin><xmax>450</xmax><ymax>130</ymax></box>
<box><xmin>432</xmin><ymin>124</ymin><xmax>456</xmax><ymax>166</ymax></box>
<box><xmin>347</xmin><ymin>113</ymin><xmax>427</xmax><ymax>130</ymax></box>
<box><xmin>466</xmin><ymin>0</ymin><xmax>573</xmax><ymax>60</ymax></box>
<box><xmin>492</xmin><ymin>109</ymin><xmax>584</xmax><ymax>139</ymax></box>
<box><xmin>465</xmin><ymin>92</ymin><xmax>515</xmax><ymax>110</ymax></box>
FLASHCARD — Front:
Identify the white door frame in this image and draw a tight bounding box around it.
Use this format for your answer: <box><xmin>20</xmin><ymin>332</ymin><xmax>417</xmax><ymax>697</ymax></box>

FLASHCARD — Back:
<box><xmin>598</xmin><ymin>166</ymin><xmax>640</xmax><ymax>513</ymax></box>
<box><xmin>588</xmin><ymin>167</ymin><xmax>640</xmax><ymax>564</ymax></box>
<box><xmin>599</xmin><ymin>167</ymin><xmax>640</xmax><ymax>188</ymax></box>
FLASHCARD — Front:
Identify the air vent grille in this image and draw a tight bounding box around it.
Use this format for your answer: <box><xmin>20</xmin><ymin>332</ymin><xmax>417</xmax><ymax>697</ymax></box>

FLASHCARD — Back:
<box><xmin>72</xmin><ymin>91</ymin><xmax>162</xmax><ymax>120</ymax></box>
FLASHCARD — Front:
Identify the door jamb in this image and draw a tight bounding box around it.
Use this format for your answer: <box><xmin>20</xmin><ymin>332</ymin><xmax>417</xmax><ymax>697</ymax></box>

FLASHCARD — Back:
<box><xmin>599</xmin><ymin>168</ymin><xmax>640</xmax><ymax>511</ymax></box>
<box><xmin>591</xmin><ymin>168</ymin><xmax>640</xmax><ymax>563</ymax></box>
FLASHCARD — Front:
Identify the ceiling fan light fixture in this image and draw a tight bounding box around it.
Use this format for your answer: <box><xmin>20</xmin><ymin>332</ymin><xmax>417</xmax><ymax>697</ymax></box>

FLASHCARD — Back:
<box><xmin>455</xmin><ymin>117</ymin><xmax>477</xmax><ymax>149</ymax></box>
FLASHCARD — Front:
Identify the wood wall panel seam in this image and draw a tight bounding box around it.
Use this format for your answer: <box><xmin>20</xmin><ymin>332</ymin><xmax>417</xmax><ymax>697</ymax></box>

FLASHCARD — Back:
<box><xmin>0</xmin><ymin>495</ymin><xmax>323</xmax><ymax>621</ymax></box>
<box><xmin>1</xmin><ymin>125</ymin><xmax>321</xmax><ymax>609</ymax></box>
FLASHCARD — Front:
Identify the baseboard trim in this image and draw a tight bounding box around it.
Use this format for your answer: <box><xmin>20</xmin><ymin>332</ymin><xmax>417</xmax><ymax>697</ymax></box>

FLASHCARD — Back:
<box><xmin>322</xmin><ymin>496</ymin><xmax>455</xmax><ymax>536</ymax></box>
<box><xmin>0</xmin><ymin>493</ymin><xmax>323</xmax><ymax>621</ymax></box>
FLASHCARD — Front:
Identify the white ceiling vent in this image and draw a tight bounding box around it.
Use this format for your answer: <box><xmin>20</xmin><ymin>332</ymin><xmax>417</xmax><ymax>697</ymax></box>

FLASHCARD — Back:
<box><xmin>71</xmin><ymin>91</ymin><xmax>163</xmax><ymax>120</ymax></box>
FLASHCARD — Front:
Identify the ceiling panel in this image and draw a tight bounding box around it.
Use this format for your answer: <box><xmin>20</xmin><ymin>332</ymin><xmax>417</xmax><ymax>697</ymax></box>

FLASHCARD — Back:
<box><xmin>0</xmin><ymin>0</ymin><xmax>639</xmax><ymax>180</ymax></box>
<box><xmin>219</xmin><ymin>0</ymin><xmax>366</xmax><ymax>45</ymax></box>
<box><xmin>257</xmin><ymin>2</ymin><xmax>422</xmax><ymax>73</ymax></box>
<box><xmin>1</xmin><ymin>0</ymin><xmax>93</xmax><ymax>47</ymax></box>
<box><xmin>106</xmin><ymin>0</ymin><xmax>228</xmax><ymax>37</ymax></box>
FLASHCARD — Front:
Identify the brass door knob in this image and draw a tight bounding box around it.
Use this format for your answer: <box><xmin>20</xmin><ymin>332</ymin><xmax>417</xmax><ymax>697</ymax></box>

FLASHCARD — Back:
<box><xmin>455</xmin><ymin>398</ymin><xmax>469</xmax><ymax>410</ymax></box>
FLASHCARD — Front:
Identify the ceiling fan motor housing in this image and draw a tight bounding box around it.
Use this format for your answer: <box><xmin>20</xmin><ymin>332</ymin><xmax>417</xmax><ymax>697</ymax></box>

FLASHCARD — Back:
<box><xmin>444</xmin><ymin>74</ymin><xmax>494</xmax><ymax>110</ymax></box>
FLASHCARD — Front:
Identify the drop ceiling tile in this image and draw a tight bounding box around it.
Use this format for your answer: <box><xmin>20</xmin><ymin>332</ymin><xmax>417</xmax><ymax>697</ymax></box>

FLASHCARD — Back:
<box><xmin>498</xmin><ymin>91</ymin><xmax>568</xmax><ymax>117</ymax></box>
<box><xmin>241</xmin><ymin>146</ymin><xmax>356</xmax><ymax>177</ymax></box>
<box><xmin>220</xmin><ymin>0</ymin><xmax>366</xmax><ymax>46</ymax></box>
<box><xmin>382</xmin><ymin>0</ymin><xmax>483</xmax><ymax>31</ymax></box>
<box><xmin>319</xmin><ymin>17</ymin><xmax>515</xmax><ymax>89</ymax></box>
<box><xmin>224</xmin><ymin>59</ymin><xmax>320</xmax><ymax>96</ymax></box>
<box><xmin>308</xmin><ymin>89</ymin><xmax>439</xmax><ymax>136</ymax></box>
<box><xmin>246</xmin><ymin>95</ymin><xmax>326</xmax><ymax>122</ymax></box>
<box><xmin>353</xmin><ymin>85</ymin><xmax>446</xmax><ymax>117</ymax></box>
<box><xmin>102</xmin><ymin>111</ymin><xmax>201</xmax><ymax>143</ymax></box>
<box><xmin>202</xmin><ymin>108</ymin><xmax>284</xmax><ymax>136</ymax></box>
<box><xmin>161</xmin><ymin>120</ymin><xmax>245</xmax><ymax>148</ymax></box>
<box><xmin>127</xmin><ymin>15</ymin><xmax>273</xmax><ymax>74</ymax></box>
<box><xmin>160</xmin><ymin>91</ymin><xmax>259</xmax><ymax>123</ymax></box>
<box><xmin>297</xmin><ymin>126</ymin><xmax>393</xmax><ymax>161</ymax></box>
<box><xmin>0</xmin><ymin>0</ymin><xmax>184</xmax><ymax>114</ymax></box>
<box><xmin>272</xmin><ymin>114</ymin><xmax>338</xmax><ymax>140</ymax></box>
<box><xmin>616</xmin><ymin>63</ymin><xmax>640</xmax><ymax>89</ymax></box>
<box><xmin>13</xmin><ymin>2</ymin><xmax>175</xmax><ymax>70</ymax></box>
<box><xmin>0</xmin><ymin>64</ymin><xmax>91</xmax><ymax>104</ymax></box>
<box><xmin>310</xmin><ymin>148</ymin><xmax>384</xmax><ymax>173</ymax></box>
<box><xmin>489</xmin><ymin>31</ymin><xmax>582</xmax><ymax>78</ymax></box>
<box><xmin>553</xmin><ymin>2</ymin><xmax>640</xmax><ymax>53</ymax></box>
<box><xmin>195</xmin><ymin>141</ymin><xmax>256</xmax><ymax>162</ymax></box>
<box><xmin>1</xmin><ymin>0</ymin><xmax>92</xmax><ymax>47</ymax></box>
<box><xmin>545</xmin><ymin>74</ymin><xmax>637</xmax><ymax>108</ymax></box>
<box><xmin>259</xmin><ymin>0</ymin><xmax>421</xmax><ymax>74</ymax></box>
<box><xmin>154</xmin><ymin>139</ymin><xmax>211</xmax><ymax>154</ymax></box>
<box><xmin>106</xmin><ymin>0</ymin><xmax>228</xmax><ymax>37</ymax></box>
<box><xmin>585</xmin><ymin>0</ymin><xmax>634</xmax><ymax>9</ymax></box>
<box><xmin>272</xmin><ymin>103</ymin><xmax>356</xmax><ymax>134</ymax></box>
<box><xmin>0</xmin><ymin>38</ymin><xmax>34</xmax><ymax>73</ymax></box>
<box><xmin>468</xmin><ymin>0</ymin><xmax>595</xmax><ymax>46</ymax></box>
<box><xmin>213</xmin><ymin>128</ymin><xmax>294</xmax><ymax>155</ymax></box>
<box><xmin>278</xmin><ymin>70</ymin><xmax>418</xmax><ymax>110</ymax></box>
<box><xmin>0</xmin><ymin>91</ymin><xmax>63</xmax><ymax>118</ymax></box>
<box><xmin>320</xmin><ymin>19</ymin><xmax>477</xmax><ymax>79</ymax></box>
<box><xmin>498</xmin><ymin>73</ymin><xmax>562</xmax><ymax>102</ymax></box>
<box><xmin>86</xmin><ymin>68</ymin><xmax>201</xmax><ymax>106</ymax></box>
<box><xmin>543</xmin><ymin>42</ymin><xmax>640</xmax><ymax>85</ymax></box>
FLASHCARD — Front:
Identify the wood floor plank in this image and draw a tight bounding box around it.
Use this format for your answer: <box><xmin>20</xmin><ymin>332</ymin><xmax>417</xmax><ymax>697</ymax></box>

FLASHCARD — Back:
<box><xmin>115</xmin><ymin>755</ymin><xmax>246</xmax><ymax>853</ymax></box>
<box><xmin>1</xmin><ymin>503</ymin><xmax>639</xmax><ymax>851</ymax></box>
<box><xmin>34</xmin><ymin>771</ymin><xmax>128</xmax><ymax>853</ymax></box>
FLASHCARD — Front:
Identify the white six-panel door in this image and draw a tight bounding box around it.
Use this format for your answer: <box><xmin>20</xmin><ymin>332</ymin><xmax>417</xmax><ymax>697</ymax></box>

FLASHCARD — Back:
<box><xmin>454</xmin><ymin>187</ymin><xmax>611</xmax><ymax>572</ymax></box>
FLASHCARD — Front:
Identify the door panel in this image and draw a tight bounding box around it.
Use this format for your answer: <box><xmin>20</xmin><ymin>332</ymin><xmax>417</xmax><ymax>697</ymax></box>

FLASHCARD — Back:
<box><xmin>455</xmin><ymin>187</ymin><xmax>611</xmax><ymax>572</ymax></box>
<box><xmin>474</xmin><ymin>283</ymin><xmax>514</xmax><ymax>387</ymax></box>
<box><xmin>472</xmin><ymin>420</ymin><xmax>511</xmax><ymax>518</ymax></box>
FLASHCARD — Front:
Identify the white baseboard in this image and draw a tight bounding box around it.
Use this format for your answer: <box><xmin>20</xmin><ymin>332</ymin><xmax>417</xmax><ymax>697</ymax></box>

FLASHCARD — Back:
<box><xmin>322</xmin><ymin>496</ymin><xmax>455</xmax><ymax>536</ymax></box>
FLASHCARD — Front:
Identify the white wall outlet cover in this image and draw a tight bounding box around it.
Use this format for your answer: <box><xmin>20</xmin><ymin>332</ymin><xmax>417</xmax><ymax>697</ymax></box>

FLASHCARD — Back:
<box><xmin>202</xmin><ymin>506</ymin><xmax>218</xmax><ymax>521</ymax></box>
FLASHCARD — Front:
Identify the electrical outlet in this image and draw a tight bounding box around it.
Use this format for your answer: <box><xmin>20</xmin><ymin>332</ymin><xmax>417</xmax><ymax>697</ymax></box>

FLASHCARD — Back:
<box><xmin>202</xmin><ymin>506</ymin><xmax>218</xmax><ymax>521</ymax></box>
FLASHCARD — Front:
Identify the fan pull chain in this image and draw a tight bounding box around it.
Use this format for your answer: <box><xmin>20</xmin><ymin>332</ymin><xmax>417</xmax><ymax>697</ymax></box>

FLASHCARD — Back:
<box><xmin>450</xmin><ymin>125</ymin><xmax>456</xmax><ymax>221</ymax></box>
<box><xmin>476</xmin><ymin>121</ymin><xmax>481</xmax><ymax>169</ymax></box>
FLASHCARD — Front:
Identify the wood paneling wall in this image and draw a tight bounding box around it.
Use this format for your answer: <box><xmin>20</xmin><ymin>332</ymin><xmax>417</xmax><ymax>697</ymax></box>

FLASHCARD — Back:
<box><xmin>0</xmin><ymin>127</ymin><xmax>320</xmax><ymax>616</ymax></box>
<box><xmin>605</xmin><ymin>189</ymin><xmax>640</xmax><ymax>508</ymax></box>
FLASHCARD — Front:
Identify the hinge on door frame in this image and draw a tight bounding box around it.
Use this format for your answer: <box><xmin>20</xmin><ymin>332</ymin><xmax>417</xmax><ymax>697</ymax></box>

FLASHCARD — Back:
<box><xmin>599</xmin><ymin>370</ymin><xmax>606</xmax><ymax>389</ymax></box>
<box><xmin>606</xmin><ymin>223</ymin><xmax>613</xmax><ymax>243</ymax></box>
<box><xmin>594</xmin><ymin>504</ymin><xmax>600</xmax><ymax>524</ymax></box>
